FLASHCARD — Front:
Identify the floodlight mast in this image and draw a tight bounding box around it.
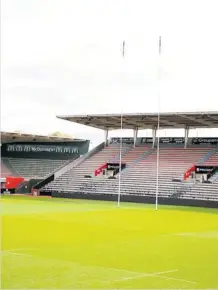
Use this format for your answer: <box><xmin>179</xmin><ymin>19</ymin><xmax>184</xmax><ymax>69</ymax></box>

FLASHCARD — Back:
<box><xmin>117</xmin><ymin>41</ymin><xmax>125</xmax><ymax>208</ymax></box>
<box><xmin>155</xmin><ymin>36</ymin><xmax>162</xmax><ymax>211</ymax></box>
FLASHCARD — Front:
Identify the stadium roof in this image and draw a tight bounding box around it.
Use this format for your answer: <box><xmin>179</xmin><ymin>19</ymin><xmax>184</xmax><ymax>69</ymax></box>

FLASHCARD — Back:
<box><xmin>57</xmin><ymin>111</ymin><xmax>218</xmax><ymax>130</ymax></box>
<box><xmin>0</xmin><ymin>131</ymin><xmax>85</xmax><ymax>144</ymax></box>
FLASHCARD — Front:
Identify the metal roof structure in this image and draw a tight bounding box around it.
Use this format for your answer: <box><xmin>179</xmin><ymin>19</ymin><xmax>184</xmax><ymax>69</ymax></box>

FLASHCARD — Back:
<box><xmin>0</xmin><ymin>131</ymin><xmax>86</xmax><ymax>144</ymax></box>
<box><xmin>57</xmin><ymin>111</ymin><xmax>218</xmax><ymax>130</ymax></box>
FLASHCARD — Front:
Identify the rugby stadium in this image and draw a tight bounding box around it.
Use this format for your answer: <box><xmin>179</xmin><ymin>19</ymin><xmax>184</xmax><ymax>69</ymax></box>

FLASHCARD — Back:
<box><xmin>1</xmin><ymin>111</ymin><xmax>218</xmax><ymax>289</ymax></box>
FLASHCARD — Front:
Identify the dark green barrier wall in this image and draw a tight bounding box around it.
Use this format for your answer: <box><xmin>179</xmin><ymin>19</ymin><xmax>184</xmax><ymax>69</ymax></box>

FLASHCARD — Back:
<box><xmin>15</xmin><ymin>179</ymin><xmax>42</xmax><ymax>194</ymax></box>
<box><xmin>33</xmin><ymin>174</ymin><xmax>54</xmax><ymax>190</ymax></box>
<box><xmin>51</xmin><ymin>192</ymin><xmax>218</xmax><ymax>209</ymax></box>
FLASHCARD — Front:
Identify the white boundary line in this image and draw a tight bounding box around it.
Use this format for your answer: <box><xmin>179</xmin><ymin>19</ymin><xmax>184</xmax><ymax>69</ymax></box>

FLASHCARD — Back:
<box><xmin>115</xmin><ymin>269</ymin><xmax>178</xmax><ymax>282</ymax></box>
<box><xmin>113</xmin><ymin>269</ymin><xmax>197</xmax><ymax>285</ymax></box>
<box><xmin>1</xmin><ymin>251</ymin><xmax>32</xmax><ymax>257</ymax></box>
<box><xmin>153</xmin><ymin>273</ymin><xmax>197</xmax><ymax>284</ymax></box>
<box><xmin>1</xmin><ymin>247</ymin><xmax>36</xmax><ymax>252</ymax></box>
<box><xmin>1</xmin><ymin>248</ymin><xmax>37</xmax><ymax>257</ymax></box>
<box><xmin>1</xmin><ymin>248</ymin><xmax>197</xmax><ymax>285</ymax></box>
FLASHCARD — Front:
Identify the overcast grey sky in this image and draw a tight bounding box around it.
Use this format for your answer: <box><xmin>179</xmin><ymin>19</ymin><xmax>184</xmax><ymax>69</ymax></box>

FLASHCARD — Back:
<box><xmin>1</xmin><ymin>0</ymin><xmax>218</xmax><ymax>146</ymax></box>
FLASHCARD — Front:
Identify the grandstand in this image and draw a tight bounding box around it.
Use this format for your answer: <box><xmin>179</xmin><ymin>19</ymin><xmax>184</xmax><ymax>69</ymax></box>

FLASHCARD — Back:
<box><xmin>0</xmin><ymin>131</ymin><xmax>90</xmax><ymax>192</ymax></box>
<box><xmin>39</xmin><ymin>112</ymin><xmax>218</xmax><ymax>207</ymax></box>
<box><xmin>1</xmin><ymin>159</ymin><xmax>13</xmax><ymax>178</ymax></box>
<box><xmin>2</xmin><ymin>113</ymin><xmax>218</xmax><ymax>207</ymax></box>
<box><xmin>4</xmin><ymin>157</ymin><xmax>68</xmax><ymax>179</ymax></box>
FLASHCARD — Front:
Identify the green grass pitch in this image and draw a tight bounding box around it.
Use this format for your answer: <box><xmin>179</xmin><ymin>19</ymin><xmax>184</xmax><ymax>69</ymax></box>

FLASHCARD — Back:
<box><xmin>1</xmin><ymin>195</ymin><xmax>218</xmax><ymax>289</ymax></box>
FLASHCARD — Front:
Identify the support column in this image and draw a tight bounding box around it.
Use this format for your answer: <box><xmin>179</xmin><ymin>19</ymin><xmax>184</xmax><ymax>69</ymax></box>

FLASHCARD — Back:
<box><xmin>133</xmin><ymin>127</ymin><xmax>138</xmax><ymax>148</ymax></box>
<box><xmin>104</xmin><ymin>129</ymin><xmax>109</xmax><ymax>147</ymax></box>
<box><xmin>152</xmin><ymin>126</ymin><xmax>157</xmax><ymax>149</ymax></box>
<box><xmin>184</xmin><ymin>126</ymin><xmax>189</xmax><ymax>149</ymax></box>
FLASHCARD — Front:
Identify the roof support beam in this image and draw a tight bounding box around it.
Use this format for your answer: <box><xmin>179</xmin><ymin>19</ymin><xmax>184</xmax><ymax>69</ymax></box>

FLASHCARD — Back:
<box><xmin>152</xmin><ymin>126</ymin><xmax>157</xmax><ymax>149</ymax></box>
<box><xmin>93</xmin><ymin>117</ymin><xmax>116</xmax><ymax>129</ymax></box>
<box><xmin>104</xmin><ymin>129</ymin><xmax>109</xmax><ymax>147</ymax></box>
<box><xmin>110</xmin><ymin>116</ymin><xmax>140</xmax><ymax>129</ymax></box>
<box><xmin>180</xmin><ymin>114</ymin><xmax>214</xmax><ymax>127</ymax></box>
<box><xmin>144</xmin><ymin>117</ymin><xmax>179</xmax><ymax>128</ymax></box>
<box><xmin>184</xmin><ymin>126</ymin><xmax>189</xmax><ymax>149</ymax></box>
<box><xmin>133</xmin><ymin>127</ymin><xmax>138</xmax><ymax>148</ymax></box>
<box><xmin>206</xmin><ymin>115</ymin><xmax>218</xmax><ymax>123</ymax></box>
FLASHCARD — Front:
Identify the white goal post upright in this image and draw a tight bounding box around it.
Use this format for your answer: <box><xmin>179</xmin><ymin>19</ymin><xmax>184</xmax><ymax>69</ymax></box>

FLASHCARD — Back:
<box><xmin>117</xmin><ymin>113</ymin><xmax>123</xmax><ymax>207</ymax></box>
<box><xmin>117</xmin><ymin>40</ymin><xmax>125</xmax><ymax>208</ymax></box>
<box><xmin>117</xmin><ymin>38</ymin><xmax>161</xmax><ymax>209</ymax></box>
<box><xmin>155</xmin><ymin>36</ymin><xmax>162</xmax><ymax>210</ymax></box>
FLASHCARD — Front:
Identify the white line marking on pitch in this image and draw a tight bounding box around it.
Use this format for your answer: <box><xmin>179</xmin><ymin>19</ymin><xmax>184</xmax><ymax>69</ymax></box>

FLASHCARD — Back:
<box><xmin>115</xmin><ymin>269</ymin><xmax>178</xmax><ymax>282</ymax></box>
<box><xmin>114</xmin><ymin>268</ymin><xmax>197</xmax><ymax>285</ymax></box>
<box><xmin>165</xmin><ymin>231</ymin><xmax>218</xmax><ymax>239</ymax></box>
<box><xmin>1</xmin><ymin>247</ymin><xmax>37</xmax><ymax>252</ymax></box>
<box><xmin>1</xmin><ymin>251</ymin><xmax>32</xmax><ymax>257</ymax></box>
<box><xmin>1</xmin><ymin>249</ymin><xmax>197</xmax><ymax>285</ymax></box>
<box><xmin>153</xmin><ymin>273</ymin><xmax>197</xmax><ymax>284</ymax></box>
<box><xmin>1</xmin><ymin>247</ymin><xmax>37</xmax><ymax>257</ymax></box>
